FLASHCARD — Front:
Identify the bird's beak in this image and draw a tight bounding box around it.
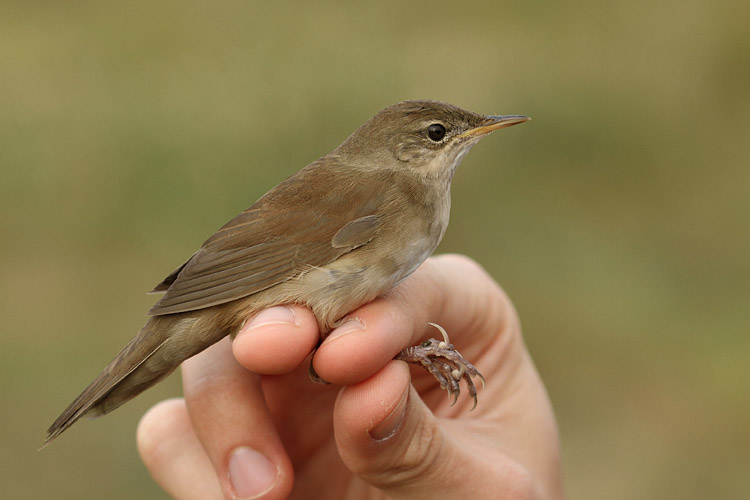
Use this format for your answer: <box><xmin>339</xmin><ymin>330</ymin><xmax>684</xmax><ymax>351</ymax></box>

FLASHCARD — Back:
<box><xmin>459</xmin><ymin>115</ymin><xmax>530</xmax><ymax>138</ymax></box>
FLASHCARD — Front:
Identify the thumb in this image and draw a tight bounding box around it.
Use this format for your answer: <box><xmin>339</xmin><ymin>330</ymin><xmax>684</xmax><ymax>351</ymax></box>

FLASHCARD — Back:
<box><xmin>333</xmin><ymin>361</ymin><xmax>486</xmax><ymax>499</ymax></box>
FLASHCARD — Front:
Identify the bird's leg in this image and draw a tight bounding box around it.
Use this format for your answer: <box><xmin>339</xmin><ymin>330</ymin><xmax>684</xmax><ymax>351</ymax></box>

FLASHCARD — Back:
<box><xmin>308</xmin><ymin>339</ymin><xmax>330</xmax><ymax>385</ymax></box>
<box><xmin>396</xmin><ymin>323</ymin><xmax>485</xmax><ymax>409</ymax></box>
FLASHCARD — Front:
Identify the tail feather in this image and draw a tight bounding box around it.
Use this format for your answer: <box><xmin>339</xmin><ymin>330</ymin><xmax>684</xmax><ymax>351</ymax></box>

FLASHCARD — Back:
<box><xmin>43</xmin><ymin>314</ymin><xmax>227</xmax><ymax>446</ymax></box>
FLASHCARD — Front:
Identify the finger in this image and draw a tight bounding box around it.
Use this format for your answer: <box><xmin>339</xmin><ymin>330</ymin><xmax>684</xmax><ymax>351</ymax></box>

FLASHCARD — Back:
<box><xmin>231</xmin><ymin>305</ymin><xmax>320</xmax><ymax>374</ymax></box>
<box><xmin>313</xmin><ymin>254</ymin><xmax>510</xmax><ymax>387</ymax></box>
<box><xmin>182</xmin><ymin>337</ymin><xmax>294</xmax><ymax>500</ymax></box>
<box><xmin>137</xmin><ymin>399</ymin><xmax>223</xmax><ymax>500</ymax></box>
<box><xmin>395</xmin><ymin>253</ymin><xmax>515</xmax><ymax>349</ymax></box>
<box><xmin>333</xmin><ymin>361</ymin><xmax>539</xmax><ymax>500</ymax></box>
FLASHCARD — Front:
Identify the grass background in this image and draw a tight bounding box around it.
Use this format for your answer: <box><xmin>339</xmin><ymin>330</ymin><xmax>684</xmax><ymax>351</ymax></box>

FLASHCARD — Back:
<box><xmin>2</xmin><ymin>1</ymin><xmax>748</xmax><ymax>498</ymax></box>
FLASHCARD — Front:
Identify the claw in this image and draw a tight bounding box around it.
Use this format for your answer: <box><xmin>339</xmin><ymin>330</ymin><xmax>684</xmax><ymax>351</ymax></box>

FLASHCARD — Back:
<box><xmin>428</xmin><ymin>322</ymin><xmax>451</xmax><ymax>348</ymax></box>
<box><xmin>477</xmin><ymin>372</ymin><xmax>486</xmax><ymax>390</ymax></box>
<box><xmin>396</xmin><ymin>323</ymin><xmax>484</xmax><ymax>409</ymax></box>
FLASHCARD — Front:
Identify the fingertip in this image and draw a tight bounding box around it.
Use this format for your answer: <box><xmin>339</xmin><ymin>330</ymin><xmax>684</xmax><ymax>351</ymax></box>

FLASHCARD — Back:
<box><xmin>180</xmin><ymin>338</ymin><xmax>296</xmax><ymax>500</ymax></box>
<box><xmin>333</xmin><ymin>361</ymin><xmax>467</xmax><ymax>495</ymax></box>
<box><xmin>232</xmin><ymin>305</ymin><xmax>319</xmax><ymax>374</ymax></box>
<box><xmin>227</xmin><ymin>446</ymin><xmax>282</xmax><ymax>500</ymax></box>
<box><xmin>137</xmin><ymin>398</ymin><xmax>186</xmax><ymax>463</ymax></box>
<box><xmin>137</xmin><ymin>398</ymin><xmax>197</xmax><ymax>465</ymax></box>
<box><xmin>333</xmin><ymin>360</ymin><xmax>412</xmax><ymax>454</ymax></box>
<box><xmin>367</xmin><ymin>365</ymin><xmax>411</xmax><ymax>441</ymax></box>
<box><xmin>137</xmin><ymin>399</ymin><xmax>224</xmax><ymax>500</ymax></box>
<box><xmin>314</xmin><ymin>311</ymin><xmax>408</xmax><ymax>385</ymax></box>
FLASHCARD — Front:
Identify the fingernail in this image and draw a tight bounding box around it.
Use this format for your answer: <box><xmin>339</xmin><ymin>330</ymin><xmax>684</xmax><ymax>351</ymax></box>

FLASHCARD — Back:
<box><xmin>369</xmin><ymin>387</ymin><xmax>408</xmax><ymax>441</ymax></box>
<box><xmin>326</xmin><ymin>317</ymin><xmax>365</xmax><ymax>342</ymax></box>
<box><xmin>228</xmin><ymin>447</ymin><xmax>279</xmax><ymax>499</ymax></box>
<box><xmin>242</xmin><ymin>306</ymin><xmax>298</xmax><ymax>334</ymax></box>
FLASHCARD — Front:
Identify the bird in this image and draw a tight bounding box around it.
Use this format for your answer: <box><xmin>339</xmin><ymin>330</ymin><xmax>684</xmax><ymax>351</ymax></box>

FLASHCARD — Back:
<box><xmin>45</xmin><ymin>100</ymin><xmax>529</xmax><ymax>445</ymax></box>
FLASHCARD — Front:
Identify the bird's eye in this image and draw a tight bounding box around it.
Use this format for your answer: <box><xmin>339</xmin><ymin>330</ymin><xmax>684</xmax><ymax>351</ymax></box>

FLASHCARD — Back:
<box><xmin>427</xmin><ymin>123</ymin><xmax>446</xmax><ymax>142</ymax></box>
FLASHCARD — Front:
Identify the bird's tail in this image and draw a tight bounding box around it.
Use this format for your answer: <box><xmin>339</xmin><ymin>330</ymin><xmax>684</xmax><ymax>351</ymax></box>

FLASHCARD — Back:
<box><xmin>44</xmin><ymin>313</ymin><xmax>228</xmax><ymax>446</ymax></box>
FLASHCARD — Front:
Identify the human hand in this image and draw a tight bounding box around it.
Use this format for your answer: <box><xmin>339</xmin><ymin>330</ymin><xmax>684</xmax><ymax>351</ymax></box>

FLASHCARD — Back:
<box><xmin>137</xmin><ymin>254</ymin><xmax>564</xmax><ymax>499</ymax></box>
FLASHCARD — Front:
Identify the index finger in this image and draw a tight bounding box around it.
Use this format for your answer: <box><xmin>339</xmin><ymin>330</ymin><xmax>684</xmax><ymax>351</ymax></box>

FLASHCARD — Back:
<box><xmin>312</xmin><ymin>254</ymin><xmax>516</xmax><ymax>389</ymax></box>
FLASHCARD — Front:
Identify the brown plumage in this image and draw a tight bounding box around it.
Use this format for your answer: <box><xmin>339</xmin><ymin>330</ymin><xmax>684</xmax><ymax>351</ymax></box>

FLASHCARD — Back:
<box><xmin>45</xmin><ymin>100</ymin><xmax>528</xmax><ymax>445</ymax></box>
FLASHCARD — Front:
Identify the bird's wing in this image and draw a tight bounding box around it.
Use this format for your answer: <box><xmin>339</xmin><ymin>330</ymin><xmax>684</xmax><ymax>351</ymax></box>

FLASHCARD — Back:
<box><xmin>147</xmin><ymin>161</ymin><xmax>387</xmax><ymax>316</ymax></box>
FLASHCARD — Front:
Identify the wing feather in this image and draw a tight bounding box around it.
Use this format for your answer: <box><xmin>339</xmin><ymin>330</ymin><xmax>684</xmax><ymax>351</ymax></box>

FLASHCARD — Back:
<box><xmin>148</xmin><ymin>161</ymin><xmax>391</xmax><ymax>316</ymax></box>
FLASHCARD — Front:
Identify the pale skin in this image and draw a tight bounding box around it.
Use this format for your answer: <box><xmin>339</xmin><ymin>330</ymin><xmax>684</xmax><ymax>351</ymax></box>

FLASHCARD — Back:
<box><xmin>137</xmin><ymin>254</ymin><xmax>565</xmax><ymax>500</ymax></box>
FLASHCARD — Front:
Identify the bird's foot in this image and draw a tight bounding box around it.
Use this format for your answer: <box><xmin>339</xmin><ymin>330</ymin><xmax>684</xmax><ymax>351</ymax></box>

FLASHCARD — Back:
<box><xmin>395</xmin><ymin>322</ymin><xmax>484</xmax><ymax>409</ymax></box>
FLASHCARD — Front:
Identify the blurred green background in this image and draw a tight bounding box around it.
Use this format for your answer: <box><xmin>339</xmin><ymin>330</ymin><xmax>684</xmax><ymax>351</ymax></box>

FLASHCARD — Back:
<box><xmin>2</xmin><ymin>1</ymin><xmax>748</xmax><ymax>498</ymax></box>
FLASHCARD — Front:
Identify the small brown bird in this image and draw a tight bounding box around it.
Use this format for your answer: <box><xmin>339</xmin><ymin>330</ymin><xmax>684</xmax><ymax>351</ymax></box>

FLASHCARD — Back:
<box><xmin>45</xmin><ymin>100</ymin><xmax>528</xmax><ymax>445</ymax></box>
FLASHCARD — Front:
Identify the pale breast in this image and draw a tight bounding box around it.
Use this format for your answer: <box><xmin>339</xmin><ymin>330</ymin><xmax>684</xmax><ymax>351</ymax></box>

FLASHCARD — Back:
<box><xmin>246</xmin><ymin>177</ymin><xmax>452</xmax><ymax>334</ymax></box>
